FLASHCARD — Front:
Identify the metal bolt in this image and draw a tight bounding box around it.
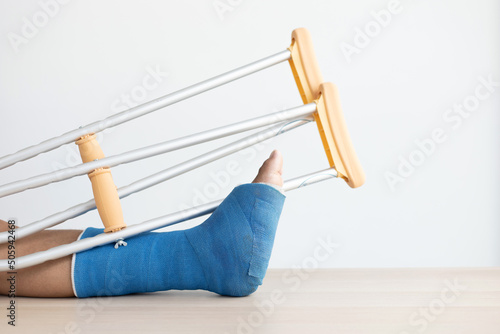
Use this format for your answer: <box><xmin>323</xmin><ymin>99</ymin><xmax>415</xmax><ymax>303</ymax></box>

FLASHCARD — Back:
<box><xmin>114</xmin><ymin>238</ymin><xmax>127</xmax><ymax>249</ymax></box>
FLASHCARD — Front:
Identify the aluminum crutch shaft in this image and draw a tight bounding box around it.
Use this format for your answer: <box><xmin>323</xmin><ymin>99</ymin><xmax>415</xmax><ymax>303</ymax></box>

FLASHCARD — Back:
<box><xmin>0</xmin><ymin>117</ymin><xmax>313</xmax><ymax>243</ymax></box>
<box><xmin>0</xmin><ymin>103</ymin><xmax>316</xmax><ymax>198</ymax></box>
<box><xmin>0</xmin><ymin>168</ymin><xmax>337</xmax><ymax>271</ymax></box>
<box><xmin>0</xmin><ymin>50</ymin><xmax>291</xmax><ymax>170</ymax></box>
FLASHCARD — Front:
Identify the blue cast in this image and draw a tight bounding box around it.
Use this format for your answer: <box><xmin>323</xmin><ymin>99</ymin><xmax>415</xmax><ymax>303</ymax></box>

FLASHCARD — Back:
<box><xmin>73</xmin><ymin>183</ymin><xmax>285</xmax><ymax>298</ymax></box>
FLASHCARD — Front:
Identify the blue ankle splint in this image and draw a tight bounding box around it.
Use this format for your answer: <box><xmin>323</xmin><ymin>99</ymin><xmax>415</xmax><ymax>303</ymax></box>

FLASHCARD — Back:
<box><xmin>72</xmin><ymin>183</ymin><xmax>285</xmax><ymax>298</ymax></box>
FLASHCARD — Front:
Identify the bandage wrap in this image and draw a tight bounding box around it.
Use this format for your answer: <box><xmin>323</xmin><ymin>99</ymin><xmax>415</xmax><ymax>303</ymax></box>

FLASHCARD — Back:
<box><xmin>73</xmin><ymin>183</ymin><xmax>285</xmax><ymax>298</ymax></box>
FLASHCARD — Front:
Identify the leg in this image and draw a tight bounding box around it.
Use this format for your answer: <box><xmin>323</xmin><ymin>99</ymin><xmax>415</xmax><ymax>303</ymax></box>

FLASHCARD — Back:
<box><xmin>0</xmin><ymin>223</ymin><xmax>81</xmax><ymax>297</ymax></box>
<box><xmin>1</xmin><ymin>150</ymin><xmax>284</xmax><ymax>298</ymax></box>
<box><xmin>74</xmin><ymin>150</ymin><xmax>285</xmax><ymax>297</ymax></box>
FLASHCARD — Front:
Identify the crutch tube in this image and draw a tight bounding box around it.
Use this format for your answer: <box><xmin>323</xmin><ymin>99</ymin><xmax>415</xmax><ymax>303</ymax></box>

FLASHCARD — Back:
<box><xmin>0</xmin><ymin>27</ymin><xmax>366</xmax><ymax>267</ymax></box>
<box><xmin>0</xmin><ymin>103</ymin><xmax>316</xmax><ymax>198</ymax></box>
<box><xmin>0</xmin><ymin>168</ymin><xmax>338</xmax><ymax>271</ymax></box>
<box><xmin>0</xmin><ymin>117</ymin><xmax>313</xmax><ymax>243</ymax></box>
<box><xmin>0</xmin><ymin>50</ymin><xmax>292</xmax><ymax>170</ymax></box>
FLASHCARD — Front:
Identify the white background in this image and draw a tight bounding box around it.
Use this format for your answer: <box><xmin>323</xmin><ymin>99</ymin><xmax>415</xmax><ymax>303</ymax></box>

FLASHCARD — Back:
<box><xmin>0</xmin><ymin>0</ymin><xmax>498</xmax><ymax>268</ymax></box>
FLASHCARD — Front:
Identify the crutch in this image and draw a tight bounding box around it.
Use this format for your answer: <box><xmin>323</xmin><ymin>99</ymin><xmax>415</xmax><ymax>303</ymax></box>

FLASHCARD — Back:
<box><xmin>0</xmin><ymin>28</ymin><xmax>365</xmax><ymax>271</ymax></box>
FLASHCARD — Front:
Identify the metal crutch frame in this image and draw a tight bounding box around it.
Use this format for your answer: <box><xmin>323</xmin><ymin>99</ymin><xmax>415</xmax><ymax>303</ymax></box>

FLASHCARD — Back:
<box><xmin>0</xmin><ymin>27</ymin><xmax>365</xmax><ymax>271</ymax></box>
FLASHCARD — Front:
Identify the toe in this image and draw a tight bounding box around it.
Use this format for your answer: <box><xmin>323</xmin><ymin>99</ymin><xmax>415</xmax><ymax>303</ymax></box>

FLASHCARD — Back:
<box><xmin>252</xmin><ymin>150</ymin><xmax>283</xmax><ymax>187</ymax></box>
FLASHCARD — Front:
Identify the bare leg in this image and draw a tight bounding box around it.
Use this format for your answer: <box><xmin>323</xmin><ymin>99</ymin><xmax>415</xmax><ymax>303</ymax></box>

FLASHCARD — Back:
<box><xmin>0</xmin><ymin>150</ymin><xmax>284</xmax><ymax>298</ymax></box>
<box><xmin>0</xmin><ymin>222</ymin><xmax>81</xmax><ymax>297</ymax></box>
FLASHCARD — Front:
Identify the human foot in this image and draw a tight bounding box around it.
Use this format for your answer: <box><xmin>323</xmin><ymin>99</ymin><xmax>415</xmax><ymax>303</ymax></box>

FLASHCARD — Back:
<box><xmin>185</xmin><ymin>151</ymin><xmax>286</xmax><ymax>296</ymax></box>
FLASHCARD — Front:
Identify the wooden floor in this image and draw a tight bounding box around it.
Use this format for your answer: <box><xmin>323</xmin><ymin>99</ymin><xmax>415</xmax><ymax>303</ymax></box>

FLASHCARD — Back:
<box><xmin>1</xmin><ymin>268</ymin><xmax>499</xmax><ymax>333</ymax></box>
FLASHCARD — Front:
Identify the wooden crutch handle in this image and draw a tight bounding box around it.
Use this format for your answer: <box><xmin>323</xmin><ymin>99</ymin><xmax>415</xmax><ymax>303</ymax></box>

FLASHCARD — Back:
<box><xmin>76</xmin><ymin>134</ymin><xmax>126</xmax><ymax>233</ymax></box>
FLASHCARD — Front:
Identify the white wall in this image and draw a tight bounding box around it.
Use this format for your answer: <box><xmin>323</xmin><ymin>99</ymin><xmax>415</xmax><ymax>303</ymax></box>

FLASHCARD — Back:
<box><xmin>0</xmin><ymin>0</ymin><xmax>498</xmax><ymax>268</ymax></box>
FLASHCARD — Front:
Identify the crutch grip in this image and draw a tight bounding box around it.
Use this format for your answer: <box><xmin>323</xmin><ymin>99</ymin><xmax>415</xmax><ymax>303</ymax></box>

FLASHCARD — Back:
<box><xmin>76</xmin><ymin>134</ymin><xmax>126</xmax><ymax>233</ymax></box>
<box><xmin>288</xmin><ymin>28</ymin><xmax>324</xmax><ymax>104</ymax></box>
<box><xmin>314</xmin><ymin>83</ymin><xmax>365</xmax><ymax>188</ymax></box>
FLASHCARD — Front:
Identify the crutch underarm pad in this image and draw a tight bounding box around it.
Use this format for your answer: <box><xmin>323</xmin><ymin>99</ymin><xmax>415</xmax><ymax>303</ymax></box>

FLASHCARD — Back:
<box><xmin>315</xmin><ymin>83</ymin><xmax>365</xmax><ymax>188</ymax></box>
<box><xmin>288</xmin><ymin>28</ymin><xmax>324</xmax><ymax>104</ymax></box>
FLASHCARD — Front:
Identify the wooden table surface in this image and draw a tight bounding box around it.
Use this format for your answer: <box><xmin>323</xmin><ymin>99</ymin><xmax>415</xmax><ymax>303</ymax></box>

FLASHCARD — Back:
<box><xmin>1</xmin><ymin>268</ymin><xmax>499</xmax><ymax>333</ymax></box>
